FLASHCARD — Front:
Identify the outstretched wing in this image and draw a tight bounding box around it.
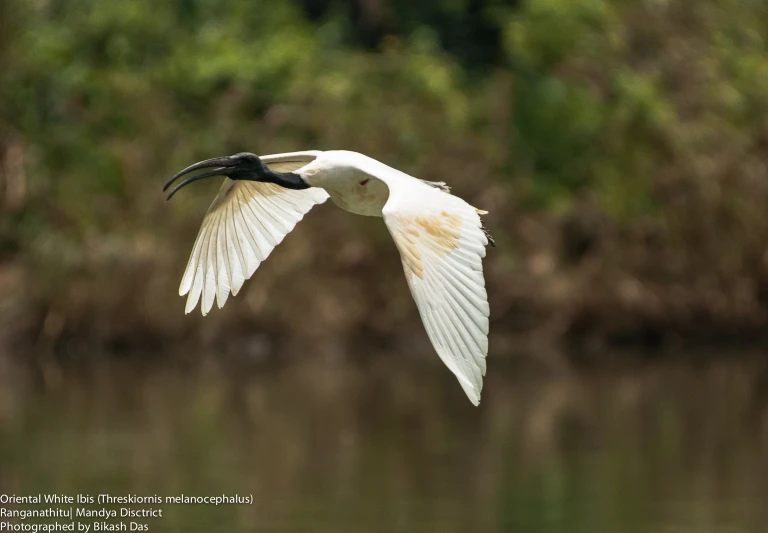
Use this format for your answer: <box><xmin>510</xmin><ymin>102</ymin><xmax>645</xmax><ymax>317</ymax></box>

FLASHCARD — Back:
<box><xmin>180</xmin><ymin>152</ymin><xmax>328</xmax><ymax>315</ymax></box>
<box><xmin>382</xmin><ymin>181</ymin><xmax>490</xmax><ymax>405</ymax></box>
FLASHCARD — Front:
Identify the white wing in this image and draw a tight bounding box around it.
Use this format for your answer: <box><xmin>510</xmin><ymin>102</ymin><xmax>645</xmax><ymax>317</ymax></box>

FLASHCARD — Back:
<box><xmin>179</xmin><ymin>152</ymin><xmax>328</xmax><ymax>315</ymax></box>
<box><xmin>259</xmin><ymin>150</ymin><xmax>323</xmax><ymax>172</ymax></box>
<box><xmin>382</xmin><ymin>180</ymin><xmax>490</xmax><ymax>405</ymax></box>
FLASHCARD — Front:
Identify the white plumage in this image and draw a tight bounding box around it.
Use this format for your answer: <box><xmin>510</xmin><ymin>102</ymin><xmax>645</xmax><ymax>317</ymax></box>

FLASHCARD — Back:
<box><xmin>169</xmin><ymin>150</ymin><xmax>492</xmax><ymax>405</ymax></box>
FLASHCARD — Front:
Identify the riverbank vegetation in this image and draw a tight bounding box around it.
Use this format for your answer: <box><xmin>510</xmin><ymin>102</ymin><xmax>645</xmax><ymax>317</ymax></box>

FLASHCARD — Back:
<box><xmin>2</xmin><ymin>0</ymin><xmax>768</xmax><ymax>358</ymax></box>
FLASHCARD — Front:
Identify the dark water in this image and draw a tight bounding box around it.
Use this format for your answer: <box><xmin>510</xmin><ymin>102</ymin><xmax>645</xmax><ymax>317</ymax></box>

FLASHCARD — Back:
<box><xmin>1</xmin><ymin>354</ymin><xmax>767</xmax><ymax>532</ymax></box>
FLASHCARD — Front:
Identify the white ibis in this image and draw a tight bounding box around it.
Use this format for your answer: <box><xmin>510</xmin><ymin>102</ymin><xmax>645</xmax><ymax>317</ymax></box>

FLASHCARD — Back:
<box><xmin>164</xmin><ymin>150</ymin><xmax>494</xmax><ymax>405</ymax></box>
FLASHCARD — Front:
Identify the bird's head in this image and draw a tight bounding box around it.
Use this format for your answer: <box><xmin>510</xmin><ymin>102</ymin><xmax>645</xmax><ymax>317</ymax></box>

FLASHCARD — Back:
<box><xmin>225</xmin><ymin>152</ymin><xmax>270</xmax><ymax>180</ymax></box>
<box><xmin>163</xmin><ymin>152</ymin><xmax>273</xmax><ymax>200</ymax></box>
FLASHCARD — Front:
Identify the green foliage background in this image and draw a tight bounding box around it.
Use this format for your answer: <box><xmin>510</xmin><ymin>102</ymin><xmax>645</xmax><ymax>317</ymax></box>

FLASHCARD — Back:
<box><xmin>1</xmin><ymin>0</ymin><xmax>768</xmax><ymax>348</ymax></box>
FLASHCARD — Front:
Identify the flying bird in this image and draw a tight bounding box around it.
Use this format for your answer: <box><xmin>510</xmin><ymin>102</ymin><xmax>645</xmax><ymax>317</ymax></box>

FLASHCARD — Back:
<box><xmin>164</xmin><ymin>150</ymin><xmax>493</xmax><ymax>405</ymax></box>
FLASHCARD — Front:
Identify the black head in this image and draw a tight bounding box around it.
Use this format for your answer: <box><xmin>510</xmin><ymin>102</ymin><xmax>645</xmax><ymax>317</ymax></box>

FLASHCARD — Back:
<box><xmin>163</xmin><ymin>152</ymin><xmax>269</xmax><ymax>200</ymax></box>
<box><xmin>226</xmin><ymin>152</ymin><xmax>269</xmax><ymax>180</ymax></box>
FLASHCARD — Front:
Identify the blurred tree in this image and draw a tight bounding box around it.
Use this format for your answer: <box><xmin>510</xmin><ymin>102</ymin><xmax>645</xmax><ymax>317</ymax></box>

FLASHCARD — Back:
<box><xmin>297</xmin><ymin>0</ymin><xmax>510</xmax><ymax>69</ymax></box>
<box><xmin>1</xmin><ymin>0</ymin><xmax>768</xmax><ymax>347</ymax></box>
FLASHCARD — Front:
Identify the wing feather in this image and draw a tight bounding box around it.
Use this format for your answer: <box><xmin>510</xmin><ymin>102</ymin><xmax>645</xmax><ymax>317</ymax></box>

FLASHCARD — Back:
<box><xmin>259</xmin><ymin>193</ymin><xmax>297</xmax><ymax>231</ymax></box>
<box><xmin>202</xmin><ymin>208</ymin><xmax>220</xmax><ymax>314</ymax></box>
<box><xmin>179</xmin><ymin>154</ymin><xmax>329</xmax><ymax>315</ymax></box>
<box><xmin>227</xmin><ymin>201</ymin><xmax>248</xmax><ymax>296</ymax></box>
<box><xmin>259</xmin><ymin>150</ymin><xmax>322</xmax><ymax>173</ymax></box>
<box><xmin>383</xmin><ymin>182</ymin><xmax>490</xmax><ymax>405</ymax></box>
<box><xmin>184</xmin><ymin>216</ymin><xmax>213</xmax><ymax>314</ymax></box>
<box><xmin>238</xmin><ymin>186</ymin><xmax>279</xmax><ymax>248</ymax></box>
<box><xmin>180</xmin><ymin>212</ymin><xmax>210</xmax><ymax>295</ymax></box>
<box><xmin>215</xmin><ymin>207</ymin><xmax>230</xmax><ymax>311</ymax></box>
<box><xmin>237</xmin><ymin>206</ymin><xmax>270</xmax><ymax>259</ymax></box>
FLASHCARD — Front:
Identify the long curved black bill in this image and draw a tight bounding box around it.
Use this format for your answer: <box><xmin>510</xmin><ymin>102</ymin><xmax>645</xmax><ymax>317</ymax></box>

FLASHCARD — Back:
<box><xmin>166</xmin><ymin>167</ymin><xmax>230</xmax><ymax>200</ymax></box>
<box><xmin>163</xmin><ymin>156</ymin><xmax>234</xmax><ymax>192</ymax></box>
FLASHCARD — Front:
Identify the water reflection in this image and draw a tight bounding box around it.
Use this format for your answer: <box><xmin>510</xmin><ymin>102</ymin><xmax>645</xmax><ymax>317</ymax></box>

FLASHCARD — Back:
<box><xmin>1</xmin><ymin>353</ymin><xmax>767</xmax><ymax>532</ymax></box>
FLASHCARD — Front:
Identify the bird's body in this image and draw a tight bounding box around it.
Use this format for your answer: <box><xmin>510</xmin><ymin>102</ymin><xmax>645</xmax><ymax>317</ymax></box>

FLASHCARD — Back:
<box><xmin>165</xmin><ymin>150</ymin><xmax>493</xmax><ymax>405</ymax></box>
<box><xmin>304</xmin><ymin>151</ymin><xmax>392</xmax><ymax>216</ymax></box>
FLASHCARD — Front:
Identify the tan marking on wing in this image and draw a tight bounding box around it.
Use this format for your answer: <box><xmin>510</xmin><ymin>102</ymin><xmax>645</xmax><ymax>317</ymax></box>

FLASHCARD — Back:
<box><xmin>413</xmin><ymin>212</ymin><xmax>463</xmax><ymax>254</ymax></box>
<box><xmin>390</xmin><ymin>211</ymin><xmax>466</xmax><ymax>279</ymax></box>
<box><xmin>392</xmin><ymin>230</ymin><xmax>423</xmax><ymax>280</ymax></box>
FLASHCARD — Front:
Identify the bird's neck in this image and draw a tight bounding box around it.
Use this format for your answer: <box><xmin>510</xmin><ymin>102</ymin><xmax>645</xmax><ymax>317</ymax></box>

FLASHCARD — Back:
<box><xmin>259</xmin><ymin>169</ymin><xmax>310</xmax><ymax>190</ymax></box>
